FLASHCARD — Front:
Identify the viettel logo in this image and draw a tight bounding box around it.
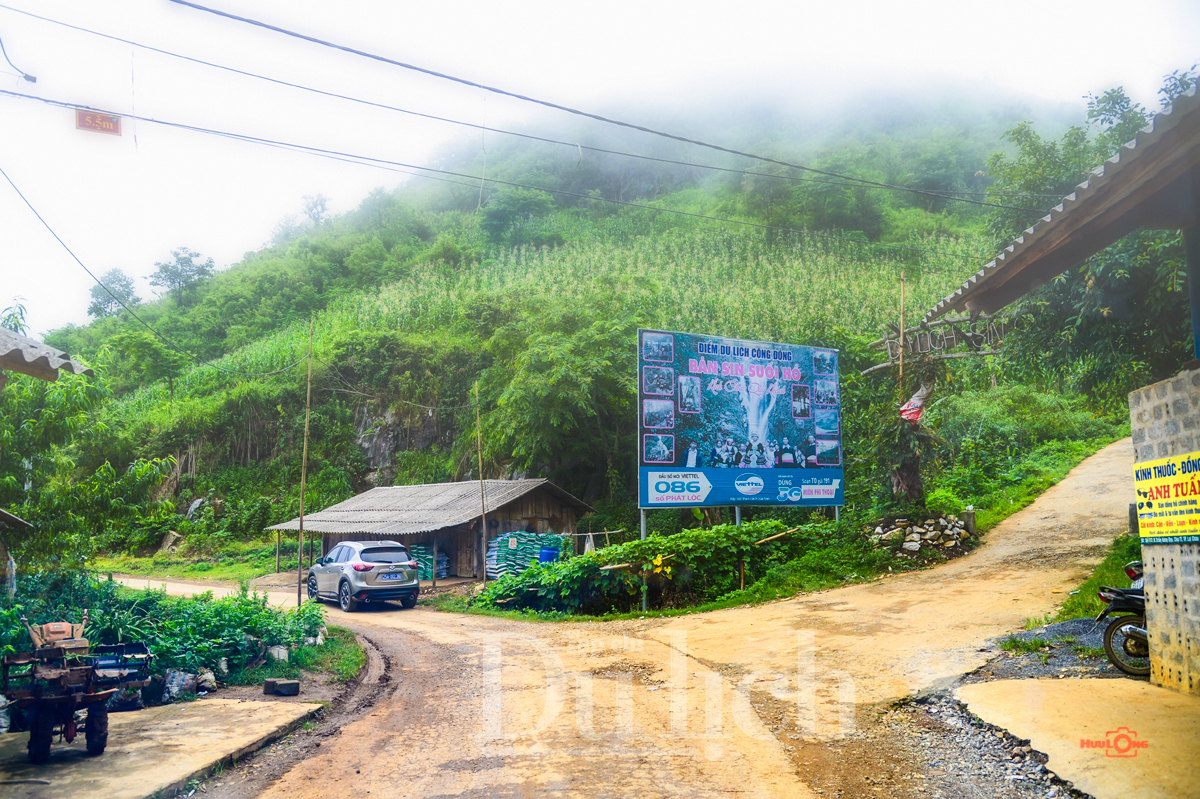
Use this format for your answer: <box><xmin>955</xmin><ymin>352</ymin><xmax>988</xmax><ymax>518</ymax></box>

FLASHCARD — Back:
<box><xmin>734</xmin><ymin>473</ymin><xmax>764</xmax><ymax>496</ymax></box>
<box><xmin>1080</xmin><ymin>727</ymin><xmax>1148</xmax><ymax>757</ymax></box>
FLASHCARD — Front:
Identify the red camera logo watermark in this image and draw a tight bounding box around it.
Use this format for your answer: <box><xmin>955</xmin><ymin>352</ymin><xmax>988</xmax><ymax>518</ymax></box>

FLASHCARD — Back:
<box><xmin>1080</xmin><ymin>727</ymin><xmax>1148</xmax><ymax>757</ymax></box>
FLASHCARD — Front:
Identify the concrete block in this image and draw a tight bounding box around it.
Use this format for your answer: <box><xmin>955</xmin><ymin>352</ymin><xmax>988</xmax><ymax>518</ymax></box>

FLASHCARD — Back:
<box><xmin>267</xmin><ymin>645</ymin><xmax>289</xmax><ymax>662</ymax></box>
<box><xmin>273</xmin><ymin>680</ymin><xmax>300</xmax><ymax>697</ymax></box>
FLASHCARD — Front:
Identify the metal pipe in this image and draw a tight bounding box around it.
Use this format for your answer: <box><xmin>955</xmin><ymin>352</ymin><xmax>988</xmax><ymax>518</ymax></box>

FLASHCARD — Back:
<box><xmin>640</xmin><ymin>509</ymin><xmax>647</xmax><ymax>612</ymax></box>
<box><xmin>735</xmin><ymin>506</ymin><xmax>741</xmax><ymax>526</ymax></box>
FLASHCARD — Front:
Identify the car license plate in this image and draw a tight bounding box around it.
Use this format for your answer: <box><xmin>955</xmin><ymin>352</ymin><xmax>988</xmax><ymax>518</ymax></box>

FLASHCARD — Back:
<box><xmin>379</xmin><ymin>572</ymin><xmax>403</xmax><ymax>580</ymax></box>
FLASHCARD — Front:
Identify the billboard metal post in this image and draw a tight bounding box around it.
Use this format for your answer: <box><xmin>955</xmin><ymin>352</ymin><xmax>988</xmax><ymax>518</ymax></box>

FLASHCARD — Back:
<box><xmin>735</xmin><ymin>506</ymin><xmax>741</xmax><ymax>526</ymax></box>
<box><xmin>640</xmin><ymin>509</ymin><xmax>647</xmax><ymax>612</ymax></box>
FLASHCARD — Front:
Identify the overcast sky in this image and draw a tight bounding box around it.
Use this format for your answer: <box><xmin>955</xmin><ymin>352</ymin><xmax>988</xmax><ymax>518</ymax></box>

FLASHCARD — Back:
<box><xmin>2</xmin><ymin>0</ymin><xmax>1198</xmax><ymax>336</ymax></box>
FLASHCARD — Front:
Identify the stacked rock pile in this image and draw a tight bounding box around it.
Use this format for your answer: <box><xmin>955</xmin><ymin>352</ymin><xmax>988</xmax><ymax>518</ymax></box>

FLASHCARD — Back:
<box><xmin>868</xmin><ymin>513</ymin><xmax>972</xmax><ymax>555</ymax></box>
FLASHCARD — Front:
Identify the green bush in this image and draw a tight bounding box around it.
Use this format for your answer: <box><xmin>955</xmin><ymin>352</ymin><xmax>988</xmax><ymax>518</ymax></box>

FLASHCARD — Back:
<box><xmin>476</xmin><ymin>518</ymin><xmax>872</xmax><ymax>614</ymax></box>
<box><xmin>0</xmin><ymin>572</ymin><xmax>325</xmax><ymax>674</ymax></box>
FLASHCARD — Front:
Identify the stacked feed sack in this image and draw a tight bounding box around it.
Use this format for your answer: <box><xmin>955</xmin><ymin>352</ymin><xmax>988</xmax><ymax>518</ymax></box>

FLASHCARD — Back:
<box><xmin>486</xmin><ymin>532</ymin><xmax>570</xmax><ymax>579</ymax></box>
<box><xmin>408</xmin><ymin>544</ymin><xmax>450</xmax><ymax>580</ymax></box>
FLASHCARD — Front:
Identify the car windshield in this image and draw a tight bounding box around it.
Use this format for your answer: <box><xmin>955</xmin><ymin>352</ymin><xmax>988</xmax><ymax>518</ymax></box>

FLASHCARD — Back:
<box><xmin>359</xmin><ymin>547</ymin><xmax>410</xmax><ymax>564</ymax></box>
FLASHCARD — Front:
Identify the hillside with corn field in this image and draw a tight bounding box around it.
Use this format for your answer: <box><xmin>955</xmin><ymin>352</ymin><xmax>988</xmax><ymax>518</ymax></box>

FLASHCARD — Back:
<box><xmin>7</xmin><ymin>79</ymin><xmax>1194</xmax><ymax>578</ymax></box>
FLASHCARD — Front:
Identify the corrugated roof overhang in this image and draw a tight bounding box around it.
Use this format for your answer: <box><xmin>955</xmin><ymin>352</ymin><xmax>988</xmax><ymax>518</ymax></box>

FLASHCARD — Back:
<box><xmin>926</xmin><ymin>87</ymin><xmax>1200</xmax><ymax>322</ymax></box>
<box><xmin>0</xmin><ymin>329</ymin><xmax>93</xmax><ymax>382</ymax></box>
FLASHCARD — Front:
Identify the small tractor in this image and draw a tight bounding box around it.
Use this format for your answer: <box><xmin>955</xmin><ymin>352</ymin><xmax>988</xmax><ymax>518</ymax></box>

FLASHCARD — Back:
<box><xmin>1</xmin><ymin>610</ymin><xmax>152</xmax><ymax>763</ymax></box>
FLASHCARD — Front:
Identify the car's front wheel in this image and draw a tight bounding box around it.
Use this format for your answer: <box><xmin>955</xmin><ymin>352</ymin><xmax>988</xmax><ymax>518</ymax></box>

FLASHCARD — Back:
<box><xmin>338</xmin><ymin>581</ymin><xmax>358</xmax><ymax>613</ymax></box>
<box><xmin>307</xmin><ymin>574</ymin><xmax>320</xmax><ymax>602</ymax></box>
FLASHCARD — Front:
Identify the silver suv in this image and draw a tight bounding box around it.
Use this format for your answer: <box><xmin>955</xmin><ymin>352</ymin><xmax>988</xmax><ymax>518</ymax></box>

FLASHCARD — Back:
<box><xmin>307</xmin><ymin>541</ymin><xmax>419</xmax><ymax>612</ymax></box>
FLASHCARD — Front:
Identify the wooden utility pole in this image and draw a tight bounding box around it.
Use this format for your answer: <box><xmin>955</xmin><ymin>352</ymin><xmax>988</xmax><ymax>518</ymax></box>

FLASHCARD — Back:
<box><xmin>898</xmin><ymin>271</ymin><xmax>906</xmax><ymax>388</ymax></box>
<box><xmin>297</xmin><ymin>319</ymin><xmax>314</xmax><ymax>607</ymax></box>
<box><xmin>475</xmin><ymin>382</ymin><xmax>488</xmax><ymax>586</ymax></box>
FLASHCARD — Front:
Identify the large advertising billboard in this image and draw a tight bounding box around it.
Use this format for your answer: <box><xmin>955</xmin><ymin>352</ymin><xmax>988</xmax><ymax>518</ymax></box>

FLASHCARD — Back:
<box><xmin>638</xmin><ymin>328</ymin><xmax>844</xmax><ymax>508</ymax></box>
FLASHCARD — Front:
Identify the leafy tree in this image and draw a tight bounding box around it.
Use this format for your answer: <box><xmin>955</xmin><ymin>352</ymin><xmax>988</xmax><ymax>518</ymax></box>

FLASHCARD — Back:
<box><xmin>480</xmin><ymin>188</ymin><xmax>555</xmax><ymax>244</ymax></box>
<box><xmin>481</xmin><ymin>296</ymin><xmax>637</xmax><ymax>485</ymax></box>
<box><xmin>302</xmin><ymin>194</ymin><xmax>329</xmax><ymax>226</ymax></box>
<box><xmin>1</xmin><ymin>299</ymin><xmax>27</xmax><ymax>333</ymax></box>
<box><xmin>110</xmin><ymin>330</ymin><xmax>192</xmax><ymax>395</ymax></box>
<box><xmin>150</xmin><ymin>248</ymin><xmax>215</xmax><ymax>308</ymax></box>
<box><xmin>0</xmin><ymin>371</ymin><xmax>173</xmax><ymax>567</ymax></box>
<box><xmin>87</xmin><ymin>268</ymin><xmax>140</xmax><ymax>319</ymax></box>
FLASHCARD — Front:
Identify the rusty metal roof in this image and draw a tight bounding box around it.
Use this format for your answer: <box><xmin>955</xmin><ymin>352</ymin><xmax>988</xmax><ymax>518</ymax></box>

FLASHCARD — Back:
<box><xmin>0</xmin><ymin>329</ymin><xmax>93</xmax><ymax>382</ymax></box>
<box><xmin>267</xmin><ymin>479</ymin><xmax>590</xmax><ymax>536</ymax></box>
<box><xmin>925</xmin><ymin>86</ymin><xmax>1200</xmax><ymax>322</ymax></box>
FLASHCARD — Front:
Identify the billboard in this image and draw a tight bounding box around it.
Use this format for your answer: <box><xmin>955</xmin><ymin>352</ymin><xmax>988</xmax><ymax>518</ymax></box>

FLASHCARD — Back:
<box><xmin>1133</xmin><ymin>453</ymin><xmax>1200</xmax><ymax>544</ymax></box>
<box><xmin>637</xmin><ymin>328</ymin><xmax>844</xmax><ymax>508</ymax></box>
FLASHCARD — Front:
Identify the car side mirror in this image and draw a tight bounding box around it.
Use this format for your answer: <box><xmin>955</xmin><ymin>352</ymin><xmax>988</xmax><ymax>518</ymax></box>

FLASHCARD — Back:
<box><xmin>314</xmin><ymin>557</ymin><xmax>324</xmax><ymax>565</ymax></box>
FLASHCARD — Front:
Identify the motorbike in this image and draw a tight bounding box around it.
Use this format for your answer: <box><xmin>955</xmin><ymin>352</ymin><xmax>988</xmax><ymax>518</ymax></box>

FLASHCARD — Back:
<box><xmin>1095</xmin><ymin>561</ymin><xmax>1150</xmax><ymax>676</ymax></box>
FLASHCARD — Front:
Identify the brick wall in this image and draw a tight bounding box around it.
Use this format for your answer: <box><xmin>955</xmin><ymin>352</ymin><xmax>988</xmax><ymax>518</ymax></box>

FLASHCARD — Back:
<box><xmin>1129</xmin><ymin>369</ymin><xmax>1200</xmax><ymax>695</ymax></box>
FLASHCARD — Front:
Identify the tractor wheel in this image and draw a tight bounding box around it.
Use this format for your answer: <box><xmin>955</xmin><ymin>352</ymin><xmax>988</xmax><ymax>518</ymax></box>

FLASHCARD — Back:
<box><xmin>85</xmin><ymin>704</ymin><xmax>109</xmax><ymax>756</ymax></box>
<box><xmin>27</xmin><ymin>708</ymin><xmax>53</xmax><ymax>764</ymax></box>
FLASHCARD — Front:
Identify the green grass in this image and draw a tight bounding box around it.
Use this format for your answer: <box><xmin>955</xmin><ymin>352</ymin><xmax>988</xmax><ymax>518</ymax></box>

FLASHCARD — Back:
<box><xmin>1054</xmin><ymin>533</ymin><xmax>1142</xmax><ymax>621</ymax></box>
<box><xmin>998</xmin><ymin>636</ymin><xmax>1053</xmax><ymax>654</ymax></box>
<box><xmin>972</xmin><ymin>437</ymin><xmax>1122</xmax><ymax>534</ymax></box>
<box><xmin>224</xmin><ymin>626</ymin><xmax>364</xmax><ymax>684</ymax></box>
<box><xmin>93</xmin><ymin>539</ymin><xmax>311</xmax><ymax>583</ymax></box>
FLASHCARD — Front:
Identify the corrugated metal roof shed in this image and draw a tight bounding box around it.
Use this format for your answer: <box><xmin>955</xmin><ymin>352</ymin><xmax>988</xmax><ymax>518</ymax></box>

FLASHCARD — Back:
<box><xmin>925</xmin><ymin>86</ymin><xmax>1200</xmax><ymax>322</ymax></box>
<box><xmin>267</xmin><ymin>479</ymin><xmax>590</xmax><ymax>537</ymax></box>
<box><xmin>0</xmin><ymin>328</ymin><xmax>93</xmax><ymax>382</ymax></box>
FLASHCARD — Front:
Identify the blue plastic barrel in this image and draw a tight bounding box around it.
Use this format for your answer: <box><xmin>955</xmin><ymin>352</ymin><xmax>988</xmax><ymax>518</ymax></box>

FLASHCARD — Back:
<box><xmin>538</xmin><ymin>546</ymin><xmax>559</xmax><ymax>563</ymax></box>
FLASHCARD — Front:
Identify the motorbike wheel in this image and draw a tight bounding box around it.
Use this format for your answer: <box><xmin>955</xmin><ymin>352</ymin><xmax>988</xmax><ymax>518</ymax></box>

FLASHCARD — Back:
<box><xmin>1103</xmin><ymin>614</ymin><xmax>1151</xmax><ymax>676</ymax></box>
<box><xmin>27</xmin><ymin>708</ymin><xmax>53</xmax><ymax>764</ymax></box>
<box><xmin>85</xmin><ymin>704</ymin><xmax>109</xmax><ymax>756</ymax></box>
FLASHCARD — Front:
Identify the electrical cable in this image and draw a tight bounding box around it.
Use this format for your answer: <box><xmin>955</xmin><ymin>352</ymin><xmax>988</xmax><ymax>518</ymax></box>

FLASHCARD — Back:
<box><xmin>0</xmin><ymin>31</ymin><xmax>33</xmax><ymax>81</ymax></box>
<box><xmin>0</xmin><ymin>3</ymin><xmax>1063</xmax><ymax>204</ymax></box>
<box><xmin>0</xmin><ymin>89</ymin><xmax>996</xmax><ymax>264</ymax></box>
<box><xmin>164</xmin><ymin>0</ymin><xmax>1052</xmax><ymax>214</ymax></box>
<box><xmin>0</xmin><ymin>162</ymin><xmax>306</xmax><ymax>377</ymax></box>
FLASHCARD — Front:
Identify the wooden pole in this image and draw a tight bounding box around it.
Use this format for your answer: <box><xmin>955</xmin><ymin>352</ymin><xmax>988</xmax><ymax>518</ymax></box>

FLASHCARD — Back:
<box><xmin>753</xmin><ymin>526</ymin><xmax>801</xmax><ymax>546</ymax></box>
<box><xmin>898</xmin><ymin>271</ymin><xmax>906</xmax><ymax>389</ymax></box>
<box><xmin>739</xmin><ymin>559</ymin><xmax>744</xmax><ymax>590</ymax></box>
<box><xmin>276</xmin><ymin>530</ymin><xmax>280</xmax><ymax>573</ymax></box>
<box><xmin>475</xmin><ymin>382</ymin><xmax>488</xmax><ymax>585</ymax></box>
<box><xmin>297</xmin><ymin>319</ymin><xmax>314</xmax><ymax>607</ymax></box>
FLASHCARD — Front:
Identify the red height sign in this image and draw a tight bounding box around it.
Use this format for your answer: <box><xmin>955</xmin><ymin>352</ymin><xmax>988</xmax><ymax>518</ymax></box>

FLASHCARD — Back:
<box><xmin>75</xmin><ymin>110</ymin><xmax>121</xmax><ymax>136</ymax></box>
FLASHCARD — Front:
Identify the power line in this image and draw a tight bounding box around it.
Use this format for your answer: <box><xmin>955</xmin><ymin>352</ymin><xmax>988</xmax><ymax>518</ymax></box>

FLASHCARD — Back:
<box><xmin>0</xmin><ymin>89</ymin><xmax>992</xmax><ymax>263</ymax></box>
<box><xmin>165</xmin><ymin>0</ymin><xmax>1051</xmax><ymax>215</ymax></box>
<box><xmin>0</xmin><ymin>3</ymin><xmax>1060</xmax><ymax>207</ymax></box>
<box><xmin>0</xmin><ymin>161</ymin><xmax>306</xmax><ymax>378</ymax></box>
<box><xmin>0</xmin><ymin>30</ymin><xmax>34</xmax><ymax>81</ymax></box>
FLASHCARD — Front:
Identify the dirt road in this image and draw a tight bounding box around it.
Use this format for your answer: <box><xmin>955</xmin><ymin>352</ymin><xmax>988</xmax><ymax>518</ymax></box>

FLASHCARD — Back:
<box><xmin>646</xmin><ymin>438</ymin><xmax>1135</xmax><ymax>711</ymax></box>
<box><xmin>123</xmin><ymin>437</ymin><xmax>1134</xmax><ymax>798</ymax></box>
